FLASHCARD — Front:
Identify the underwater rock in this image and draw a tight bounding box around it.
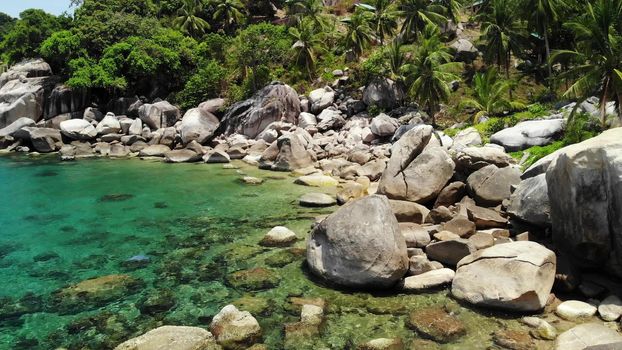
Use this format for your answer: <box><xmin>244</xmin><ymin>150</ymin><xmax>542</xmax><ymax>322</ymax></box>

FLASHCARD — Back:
<box><xmin>210</xmin><ymin>304</ymin><xmax>262</xmax><ymax>350</ymax></box>
<box><xmin>356</xmin><ymin>338</ymin><xmax>405</xmax><ymax>350</ymax></box>
<box><xmin>98</xmin><ymin>193</ymin><xmax>135</xmax><ymax>202</ymax></box>
<box><xmin>493</xmin><ymin>329</ymin><xmax>534</xmax><ymax>350</ymax></box>
<box><xmin>259</xmin><ymin>226</ymin><xmax>297</xmax><ymax>247</ymax></box>
<box><xmin>114</xmin><ymin>325</ymin><xmax>221</xmax><ymax>350</ymax></box>
<box><xmin>226</xmin><ymin>268</ymin><xmax>280</xmax><ymax>291</ymax></box>
<box><xmin>32</xmin><ymin>251</ymin><xmax>60</xmax><ymax>262</ymax></box>
<box><xmin>241</xmin><ymin>176</ymin><xmax>263</xmax><ymax>185</ymax></box>
<box><xmin>121</xmin><ymin>255</ymin><xmax>150</xmax><ymax>270</ymax></box>
<box><xmin>284</xmin><ymin>304</ymin><xmax>325</xmax><ymax>347</ymax></box>
<box><xmin>232</xmin><ymin>296</ymin><xmax>271</xmax><ymax>316</ymax></box>
<box><xmin>51</xmin><ymin>274</ymin><xmax>143</xmax><ymax>313</ymax></box>
<box><xmin>137</xmin><ymin>289</ymin><xmax>176</xmax><ymax>316</ymax></box>
<box><xmin>264</xmin><ymin>249</ymin><xmax>298</xmax><ymax>268</ymax></box>
<box><xmin>407</xmin><ymin>307</ymin><xmax>466</xmax><ymax>343</ymax></box>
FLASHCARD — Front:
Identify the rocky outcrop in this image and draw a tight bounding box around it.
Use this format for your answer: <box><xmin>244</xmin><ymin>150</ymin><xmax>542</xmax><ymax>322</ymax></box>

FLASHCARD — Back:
<box><xmin>306</xmin><ymin>195</ymin><xmax>409</xmax><ymax>289</ymax></box>
<box><xmin>114</xmin><ymin>326</ymin><xmax>221</xmax><ymax>350</ymax></box>
<box><xmin>43</xmin><ymin>84</ymin><xmax>89</xmax><ymax>120</ymax></box>
<box><xmin>490</xmin><ymin>119</ymin><xmax>565</xmax><ymax>152</ymax></box>
<box><xmin>508</xmin><ymin>174</ymin><xmax>551</xmax><ymax>227</ymax></box>
<box><xmin>451</xmin><ymin>242</ymin><xmax>556</xmax><ymax>311</ymax></box>
<box><xmin>14</xmin><ymin>127</ymin><xmax>63</xmax><ymax>153</ymax></box>
<box><xmin>378</xmin><ymin>125</ymin><xmax>455</xmax><ymax>204</ymax></box>
<box><xmin>219</xmin><ymin>82</ymin><xmax>300</xmax><ymax>138</ymax></box>
<box><xmin>363</xmin><ymin>78</ymin><xmax>404</xmax><ymax>110</ymax></box>
<box><xmin>180</xmin><ymin>108</ymin><xmax>220</xmax><ymax>144</ymax></box>
<box><xmin>0</xmin><ymin>117</ymin><xmax>35</xmax><ymax>138</ymax></box>
<box><xmin>546</xmin><ymin>128</ymin><xmax>622</xmax><ymax>276</ymax></box>
<box><xmin>60</xmin><ymin>119</ymin><xmax>97</xmax><ymax>140</ymax></box>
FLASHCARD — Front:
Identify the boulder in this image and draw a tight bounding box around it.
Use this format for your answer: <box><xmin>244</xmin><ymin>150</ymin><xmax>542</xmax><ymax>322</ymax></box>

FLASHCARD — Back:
<box><xmin>378</xmin><ymin>126</ymin><xmax>455</xmax><ymax>204</ymax></box>
<box><xmin>180</xmin><ymin>108</ymin><xmax>220</xmax><ymax>144</ymax></box>
<box><xmin>114</xmin><ymin>326</ymin><xmax>221</xmax><ymax>350</ymax></box>
<box><xmin>204</xmin><ymin>150</ymin><xmax>231</xmax><ymax>163</ymax></box>
<box><xmin>96</xmin><ymin>114</ymin><xmax>121</xmax><ymax>135</ymax></box>
<box><xmin>426</xmin><ymin>239</ymin><xmax>475</xmax><ymax>266</ymax></box>
<box><xmin>60</xmin><ymin>119</ymin><xmax>97</xmax><ymax>140</ymax></box>
<box><xmin>316</xmin><ymin>108</ymin><xmax>345</xmax><ymax>132</ymax></box>
<box><xmin>199</xmin><ymin>98</ymin><xmax>226</xmax><ymax>114</ymax></box>
<box><xmin>0</xmin><ymin>117</ymin><xmax>35</xmax><ymax>137</ymax></box>
<box><xmin>467</xmin><ymin>164</ymin><xmax>521</xmax><ymax>206</ymax></box>
<box><xmin>128</xmin><ymin>118</ymin><xmax>142</xmax><ymax>136</ymax></box>
<box><xmin>370</xmin><ymin>113</ymin><xmax>399</xmax><ymax>137</ymax></box>
<box><xmin>139</xmin><ymin>101</ymin><xmax>181</xmax><ymax>130</ymax></box>
<box><xmin>306</xmin><ymin>195</ymin><xmax>409</xmax><ymax>288</ymax></box>
<box><xmin>363</xmin><ymin>78</ymin><xmax>404</xmax><ymax>110</ymax></box>
<box><xmin>270</xmin><ymin>134</ymin><xmax>314</xmax><ymax>171</ymax></box>
<box><xmin>308</xmin><ymin>86</ymin><xmax>335</xmax><ymax>113</ymax></box>
<box><xmin>139</xmin><ymin>144</ymin><xmax>170</xmax><ymax>157</ymax></box>
<box><xmin>0</xmin><ymin>76</ymin><xmax>49</xmax><ymax>128</ymax></box>
<box><xmin>451</xmin><ymin>241</ymin><xmax>556</xmax><ymax>311</ymax></box>
<box><xmin>434</xmin><ymin>182</ymin><xmax>466</xmax><ymax>208</ymax></box>
<box><xmin>219</xmin><ymin>82</ymin><xmax>300</xmax><ymax>138</ymax></box>
<box><xmin>298</xmin><ymin>112</ymin><xmax>317</xmax><ymax>129</ymax></box>
<box><xmin>407</xmin><ymin>307</ymin><xmax>466</xmax><ymax>343</ymax></box>
<box><xmin>356</xmin><ymin>338</ymin><xmax>404</xmax><ymax>350</ymax></box>
<box><xmin>164</xmin><ymin>149</ymin><xmax>201</xmax><ymax>163</ymax></box>
<box><xmin>466</xmin><ymin>206</ymin><xmax>507</xmax><ymax>229</ymax></box>
<box><xmin>0</xmin><ymin>59</ymin><xmax>52</xmax><ymax>86</ymax></box>
<box><xmin>555</xmin><ymin>300</ymin><xmax>597</xmax><ymax>320</ymax></box>
<box><xmin>260</xmin><ymin>226</ymin><xmax>297</xmax><ymax>247</ymax></box>
<box><xmin>400</xmin><ymin>223</ymin><xmax>431</xmax><ymax>248</ymax></box>
<box><xmin>209</xmin><ymin>305</ymin><xmax>261</xmax><ymax>349</ymax></box>
<box><xmin>554</xmin><ymin>323</ymin><xmax>622</xmax><ymax>350</ymax></box>
<box><xmin>14</xmin><ymin>127</ymin><xmax>62</xmax><ymax>153</ymax></box>
<box><xmin>440</xmin><ymin>216</ymin><xmax>476</xmax><ymax>237</ymax></box>
<box><xmin>389</xmin><ymin>200</ymin><xmax>430</xmax><ymax>223</ymax></box>
<box><xmin>490</xmin><ymin>119</ymin><xmax>565</xmax><ymax>152</ymax></box>
<box><xmin>454</xmin><ymin>145</ymin><xmax>515</xmax><ymax>171</ymax></box>
<box><xmin>44</xmin><ymin>84</ymin><xmax>89</xmax><ymax>120</ymax></box>
<box><xmin>299</xmin><ymin>193</ymin><xmax>336</xmax><ymax>207</ymax></box>
<box><xmin>507</xmin><ymin>174</ymin><xmax>551</xmax><ymax>227</ymax></box>
<box><xmin>452</xmin><ymin>127</ymin><xmax>482</xmax><ymax>149</ymax></box>
<box><xmin>598</xmin><ymin>295</ymin><xmax>622</xmax><ymax>321</ymax></box>
<box><xmin>450</xmin><ymin>39</ymin><xmax>478</xmax><ymax>62</ymax></box>
<box><xmin>402</xmin><ymin>268</ymin><xmax>455</xmax><ymax>291</ymax></box>
<box><xmin>294</xmin><ymin>175</ymin><xmax>339</xmax><ymax>187</ymax></box>
<box><xmin>546</xmin><ymin>128</ymin><xmax>622</xmax><ymax>276</ymax></box>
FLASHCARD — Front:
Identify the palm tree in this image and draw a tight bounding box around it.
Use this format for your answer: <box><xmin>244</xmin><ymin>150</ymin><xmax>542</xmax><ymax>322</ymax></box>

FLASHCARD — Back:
<box><xmin>521</xmin><ymin>0</ymin><xmax>568</xmax><ymax>78</ymax></box>
<box><xmin>289</xmin><ymin>19</ymin><xmax>325</xmax><ymax>78</ymax></box>
<box><xmin>403</xmin><ymin>25</ymin><xmax>462</xmax><ymax>125</ymax></box>
<box><xmin>341</xmin><ymin>8</ymin><xmax>375</xmax><ymax>59</ymax></box>
<box><xmin>477</xmin><ymin>0</ymin><xmax>527</xmax><ymax>79</ymax></box>
<box><xmin>551</xmin><ymin>0</ymin><xmax>622</xmax><ymax>124</ymax></box>
<box><xmin>286</xmin><ymin>0</ymin><xmax>328</xmax><ymax>29</ymax></box>
<box><xmin>438</xmin><ymin>0</ymin><xmax>462</xmax><ymax>22</ymax></box>
<box><xmin>459</xmin><ymin>68</ymin><xmax>526</xmax><ymax>123</ymax></box>
<box><xmin>398</xmin><ymin>0</ymin><xmax>447</xmax><ymax>42</ymax></box>
<box><xmin>210</xmin><ymin>0</ymin><xmax>246</xmax><ymax>33</ymax></box>
<box><xmin>388</xmin><ymin>37</ymin><xmax>406</xmax><ymax>81</ymax></box>
<box><xmin>174</xmin><ymin>0</ymin><xmax>210</xmax><ymax>38</ymax></box>
<box><xmin>362</xmin><ymin>0</ymin><xmax>400</xmax><ymax>45</ymax></box>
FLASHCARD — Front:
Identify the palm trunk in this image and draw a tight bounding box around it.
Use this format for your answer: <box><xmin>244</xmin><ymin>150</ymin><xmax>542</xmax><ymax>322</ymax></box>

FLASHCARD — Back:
<box><xmin>600</xmin><ymin>78</ymin><xmax>610</xmax><ymax>127</ymax></box>
<box><xmin>506</xmin><ymin>51</ymin><xmax>513</xmax><ymax>100</ymax></box>
<box><xmin>543</xmin><ymin>20</ymin><xmax>552</xmax><ymax>80</ymax></box>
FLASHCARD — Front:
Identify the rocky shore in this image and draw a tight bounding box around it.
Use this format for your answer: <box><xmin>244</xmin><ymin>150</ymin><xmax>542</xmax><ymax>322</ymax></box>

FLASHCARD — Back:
<box><xmin>2</xmin><ymin>59</ymin><xmax>622</xmax><ymax>349</ymax></box>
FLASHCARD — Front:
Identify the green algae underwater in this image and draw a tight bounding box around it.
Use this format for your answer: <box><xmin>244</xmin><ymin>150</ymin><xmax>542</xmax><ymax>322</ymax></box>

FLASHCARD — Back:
<box><xmin>0</xmin><ymin>154</ymin><xmax>535</xmax><ymax>350</ymax></box>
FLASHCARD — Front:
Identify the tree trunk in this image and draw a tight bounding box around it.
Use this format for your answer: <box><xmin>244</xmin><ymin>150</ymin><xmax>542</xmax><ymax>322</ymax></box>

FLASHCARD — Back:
<box><xmin>543</xmin><ymin>19</ymin><xmax>552</xmax><ymax>80</ymax></box>
<box><xmin>506</xmin><ymin>51</ymin><xmax>513</xmax><ymax>100</ymax></box>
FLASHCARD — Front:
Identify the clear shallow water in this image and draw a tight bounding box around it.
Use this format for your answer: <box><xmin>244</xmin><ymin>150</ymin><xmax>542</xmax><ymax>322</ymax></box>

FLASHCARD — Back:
<box><xmin>0</xmin><ymin>154</ymin><xmax>541</xmax><ymax>350</ymax></box>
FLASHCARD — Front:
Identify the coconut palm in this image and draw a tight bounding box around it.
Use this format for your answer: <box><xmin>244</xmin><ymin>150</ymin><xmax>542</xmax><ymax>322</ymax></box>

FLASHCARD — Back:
<box><xmin>459</xmin><ymin>68</ymin><xmax>526</xmax><ymax>123</ymax></box>
<box><xmin>477</xmin><ymin>0</ymin><xmax>528</xmax><ymax>78</ymax></box>
<box><xmin>362</xmin><ymin>0</ymin><xmax>400</xmax><ymax>45</ymax></box>
<box><xmin>438</xmin><ymin>0</ymin><xmax>462</xmax><ymax>22</ymax></box>
<box><xmin>403</xmin><ymin>25</ymin><xmax>462</xmax><ymax>125</ymax></box>
<box><xmin>551</xmin><ymin>0</ymin><xmax>622</xmax><ymax>123</ymax></box>
<box><xmin>210</xmin><ymin>0</ymin><xmax>246</xmax><ymax>33</ymax></box>
<box><xmin>174</xmin><ymin>0</ymin><xmax>210</xmax><ymax>38</ymax></box>
<box><xmin>398</xmin><ymin>0</ymin><xmax>447</xmax><ymax>42</ymax></box>
<box><xmin>388</xmin><ymin>37</ymin><xmax>406</xmax><ymax>81</ymax></box>
<box><xmin>286</xmin><ymin>0</ymin><xmax>329</xmax><ymax>29</ymax></box>
<box><xmin>341</xmin><ymin>8</ymin><xmax>375</xmax><ymax>59</ymax></box>
<box><xmin>289</xmin><ymin>19</ymin><xmax>325</xmax><ymax>78</ymax></box>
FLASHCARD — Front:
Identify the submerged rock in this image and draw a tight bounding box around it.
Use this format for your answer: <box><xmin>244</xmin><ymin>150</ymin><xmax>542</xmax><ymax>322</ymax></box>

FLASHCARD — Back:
<box><xmin>356</xmin><ymin>338</ymin><xmax>404</xmax><ymax>350</ymax></box>
<box><xmin>306</xmin><ymin>195</ymin><xmax>408</xmax><ymax>289</ymax></box>
<box><xmin>52</xmin><ymin>274</ymin><xmax>143</xmax><ymax>312</ymax></box>
<box><xmin>226</xmin><ymin>268</ymin><xmax>280</xmax><ymax>291</ymax></box>
<box><xmin>407</xmin><ymin>307</ymin><xmax>466</xmax><ymax>343</ymax></box>
<box><xmin>298</xmin><ymin>193</ymin><xmax>336</xmax><ymax>207</ymax></box>
<box><xmin>260</xmin><ymin>226</ymin><xmax>297</xmax><ymax>247</ymax></box>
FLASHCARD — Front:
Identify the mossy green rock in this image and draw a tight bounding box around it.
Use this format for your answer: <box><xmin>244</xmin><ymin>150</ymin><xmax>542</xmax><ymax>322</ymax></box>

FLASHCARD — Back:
<box><xmin>407</xmin><ymin>307</ymin><xmax>466</xmax><ymax>343</ymax></box>
<box><xmin>226</xmin><ymin>268</ymin><xmax>280</xmax><ymax>291</ymax></box>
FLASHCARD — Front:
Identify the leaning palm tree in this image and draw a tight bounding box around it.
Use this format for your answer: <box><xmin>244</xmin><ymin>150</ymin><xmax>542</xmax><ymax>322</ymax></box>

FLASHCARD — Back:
<box><xmin>477</xmin><ymin>0</ymin><xmax>528</xmax><ymax>79</ymax></box>
<box><xmin>551</xmin><ymin>0</ymin><xmax>622</xmax><ymax>124</ymax></box>
<box><xmin>210</xmin><ymin>0</ymin><xmax>246</xmax><ymax>33</ymax></box>
<box><xmin>174</xmin><ymin>0</ymin><xmax>210</xmax><ymax>38</ymax></box>
<box><xmin>289</xmin><ymin>19</ymin><xmax>325</xmax><ymax>78</ymax></box>
<box><xmin>398</xmin><ymin>0</ymin><xmax>447</xmax><ymax>42</ymax></box>
<box><xmin>459</xmin><ymin>68</ymin><xmax>526</xmax><ymax>123</ymax></box>
<box><xmin>361</xmin><ymin>0</ymin><xmax>400</xmax><ymax>45</ymax></box>
<box><xmin>341</xmin><ymin>8</ymin><xmax>375</xmax><ymax>59</ymax></box>
<box><xmin>403</xmin><ymin>25</ymin><xmax>462</xmax><ymax>125</ymax></box>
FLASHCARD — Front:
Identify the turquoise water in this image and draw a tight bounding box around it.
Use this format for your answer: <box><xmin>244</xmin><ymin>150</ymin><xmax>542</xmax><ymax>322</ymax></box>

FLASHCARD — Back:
<box><xmin>0</xmin><ymin>154</ymin><xmax>544</xmax><ymax>350</ymax></box>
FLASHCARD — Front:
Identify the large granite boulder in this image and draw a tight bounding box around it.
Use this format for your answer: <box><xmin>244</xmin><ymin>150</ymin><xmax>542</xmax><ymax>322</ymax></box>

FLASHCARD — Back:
<box><xmin>491</xmin><ymin>119</ymin><xmax>565</xmax><ymax>152</ymax></box>
<box><xmin>60</xmin><ymin>119</ymin><xmax>97</xmax><ymax>140</ymax></box>
<box><xmin>454</xmin><ymin>145</ymin><xmax>515</xmax><ymax>171</ymax></box>
<box><xmin>451</xmin><ymin>241</ymin><xmax>556</xmax><ymax>312</ymax></box>
<box><xmin>180</xmin><ymin>108</ymin><xmax>220</xmax><ymax>144</ymax></box>
<box><xmin>450</xmin><ymin>39</ymin><xmax>479</xmax><ymax>62</ymax></box>
<box><xmin>139</xmin><ymin>101</ymin><xmax>181</xmax><ymax>130</ymax></box>
<box><xmin>268</xmin><ymin>134</ymin><xmax>314</xmax><ymax>171</ymax></box>
<box><xmin>0</xmin><ymin>59</ymin><xmax>52</xmax><ymax>86</ymax></box>
<box><xmin>378</xmin><ymin>125</ymin><xmax>455</xmax><ymax>204</ymax></box>
<box><xmin>114</xmin><ymin>326</ymin><xmax>222</xmax><ymax>350</ymax></box>
<box><xmin>44</xmin><ymin>84</ymin><xmax>89</xmax><ymax>120</ymax></box>
<box><xmin>0</xmin><ymin>117</ymin><xmax>35</xmax><ymax>138</ymax></box>
<box><xmin>546</xmin><ymin>128</ymin><xmax>622</xmax><ymax>276</ymax></box>
<box><xmin>96</xmin><ymin>113</ymin><xmax>121</xmax><ymax>135</ymax></box>
<box><xmin>507</xmin><ymin>174</ymin><xmax>551</xmax><ymax>227</ymax></box>
<box><xmin>0</xmin><ymin>77</ymin><xmax>49</xmax><ymax>128</ymax></box>
<box><xmin>14</xmin><ymin>127</ymin><xmax>62</xmax><ymax>153</ymax></box>
<box><xmin>306</xmin><ymin>195</ymin><xmax>409</xmax><ymax>289</ymax></box>
<box><xmin>219</xmin><ymin>82</ymin><xmax>300</xmax><ymax>138</ymax></box>
<box><xmin>467</xmin><ymin>164</ymin><xmax>521</xmax><ymax>206</ymax></box>
<box><xmin>370</xmin><ymin>113</ymin><xmax>399</xmax><ymax>137</ymax></box>
<box><xmin>308</xmin><ymin>86</ymin><xmax>335</xmax><ymax>114</ymax></box>
<box><xmin>363</xmin><ymin>78</ymin><xmax>404</xmax><ymax>110</ymax></box>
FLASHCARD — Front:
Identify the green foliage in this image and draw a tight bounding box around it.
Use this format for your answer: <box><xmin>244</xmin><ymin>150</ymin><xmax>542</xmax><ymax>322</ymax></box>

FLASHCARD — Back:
<box><xmin>0</xmin><ymin>12</ymin><xmax>16</xmax><ymax>43</ymax></box>
<box><xmin>398</xmin><ymin>0</ymin><xmax>447</xmax><ymax>42</ymax></box>
<box><xmin>562</xmin><ymin>112</ymin><xmax>601</xmax><ymax>145</ymax></box>
<box><xmin>39</xmin><ymin>30</ymin><xmax>83</xmax><ymax>75</ymax></box>
<box><xmin>510</xmin><ymin>141</ymin><xmax>564</xmax><ymax>168</ymax></box>
<box><xmin>0</xmin><ymin>9</ymin><xmax>66</xmax><ymax>64</ymax></box>
<box><xmin>288</xmin><ymin>18</ymin><xmax>325</xmax><ymax>78</ymax></box>
<box><xmin>176</xmin><ymin>60</ymin><xmax>229</xmax><ymax>110</ymax></box>
<box><xmin>174</xmin><ymin>0</ymin><xmax>210</xmax><ymax>38</ymax></box>
<box><xmin>341</xmin><ymin>8</ymin><xmax>374</xmax><ymax>58</ymax></box>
